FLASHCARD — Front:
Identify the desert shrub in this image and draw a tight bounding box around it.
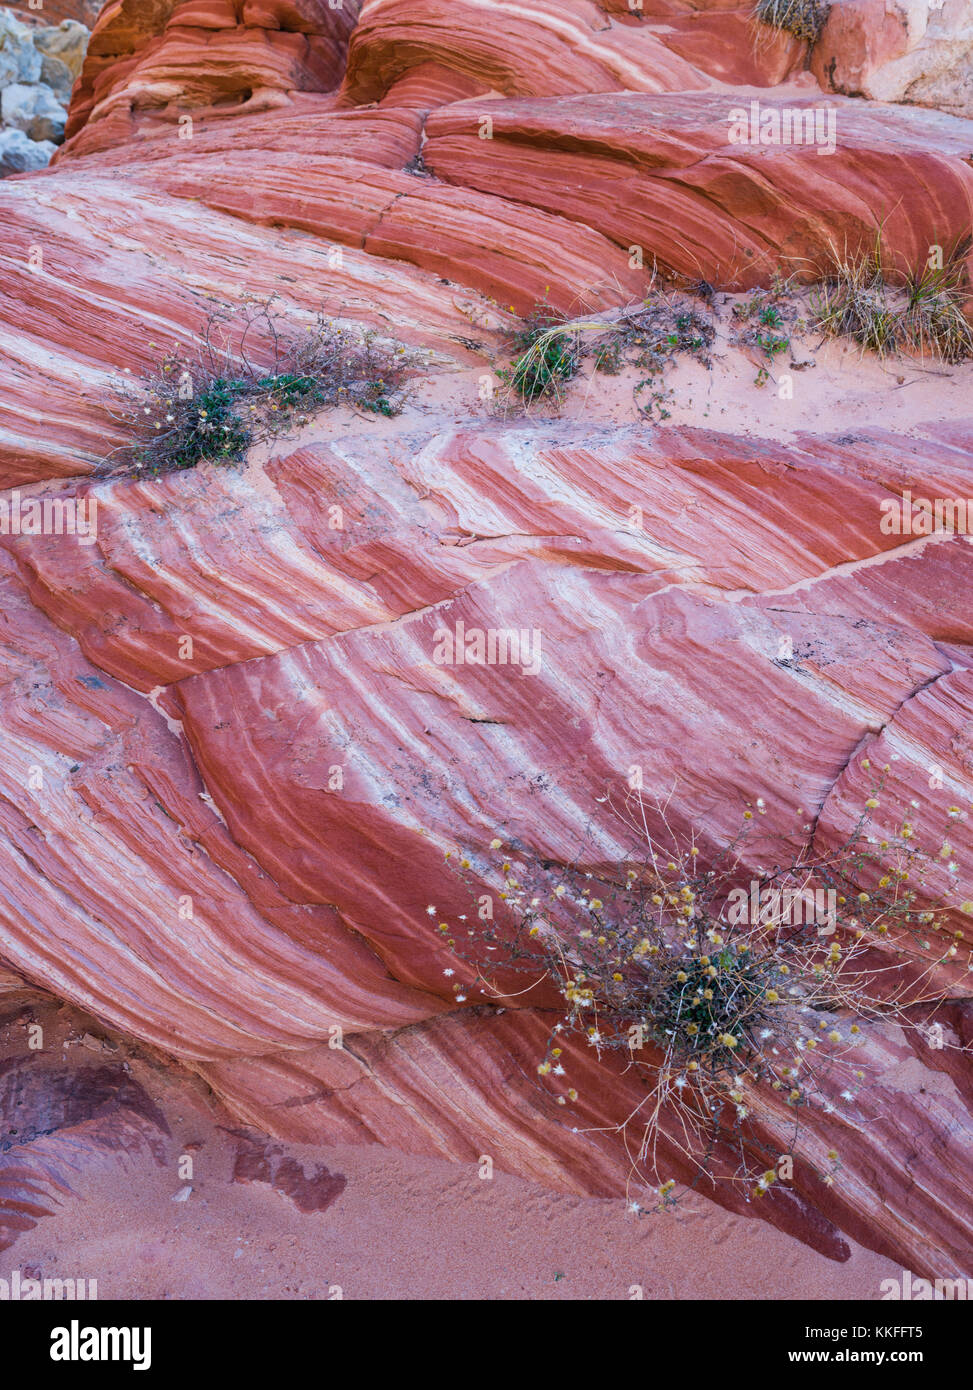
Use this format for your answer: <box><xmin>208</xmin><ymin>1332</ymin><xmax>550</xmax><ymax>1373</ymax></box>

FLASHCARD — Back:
<box><xmin>755</xmin><ymin>0</ymin><xmax>830</xmax><ymax>43</ymax></box>
<box><xmin>101</xmin><ymin>300</ymin><xmax>416</xmax><ymax>478</ymax></box>
<box><xmin>811</xmin><ymin>239</ymin><xmax>973</xmax><ymax>363</ymax></box>
<box><xmin>731</xmin><ymin>282</ymin><xmax>808</xmax><ymax>382</ymax></box>
<box><xmin>733</xmin><ymin>291</ymin><xmax>792</xmax><ymax>357</ymax></box>
<box><xmin>497</xmin><ymin>300</ymin><xmax>581</xmax><ymax>407</ymax></box>
<box><xmin>445</xmin><ymin>783</ymin><xmax>969</xmax><ymax>1211</ymax></box>
<box><xmin>498</xmin><ymin>289</ymin><xmax>715</xmax><ymax>418</ymax></box>
<box><xmin>594</xmin><ymin>294</ymin><xmax>715</xmax><ymax>420</ymax></box>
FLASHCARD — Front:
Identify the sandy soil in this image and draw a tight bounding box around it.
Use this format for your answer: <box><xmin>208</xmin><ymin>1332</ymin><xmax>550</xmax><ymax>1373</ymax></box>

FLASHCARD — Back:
<box><xmin>235</xmin><ymin>289</ymin><xmax>973</xmax><ymax>455</ymax></box>
<box><xmin>11</xmin><ymin>1127</ymin><xmax>904</xmax><ymax>1302</ymax></box>
<box><xmin>3</xmin><ymin>996</ymin><xmax>904</xmax><ymax>1302</ymax></box>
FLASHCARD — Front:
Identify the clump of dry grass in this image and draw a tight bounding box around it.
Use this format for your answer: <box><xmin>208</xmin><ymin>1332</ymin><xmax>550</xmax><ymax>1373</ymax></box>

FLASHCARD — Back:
<box><xmin>445</xmin><ymin>784</ymin><xmax>970</xmax><ymax>1210</ymax></box>
<box><xmin>496</xmin><ymin>300</ymin><xmax>583</xmax><ymax>409</ymax></box>
<box><xmin>755</xmin><ymin>0</ymin><xmax>830</xmax><ymax>43</ymax></box>
<box><xmin>811</xmin><ymin>238</ymin><xmax>973</xmax><ymax>363</ymax></box>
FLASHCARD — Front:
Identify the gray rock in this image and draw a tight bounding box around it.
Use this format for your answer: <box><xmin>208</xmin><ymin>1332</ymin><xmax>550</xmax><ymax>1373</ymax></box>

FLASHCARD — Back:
<box><xmin>0</xmin><ymin>8</ymin><xmax>43</xmax><ymax>85</ymax></box>
<box><xmin>1</xmin><ymin>81</ymin><xmax>35</xmax><ymax>129</ymax></box>
<box><xmin>39</xmin><ymin>52</ymin><xmax>75</xmax><ymax>105</ymax></box>
<box><xmin>32</xmin><ymin>19</ymin><xmax>89</xmax><ymax>79</ymax></box>
<box><xmin>0</xmin><ymin>126</ymin><xmax>54</xmax><ymax>176</ymax></box>
<box><xmin>1</xmin><ymin>82</ymin><xmax>66</xmax><ymax>144</ymax></box>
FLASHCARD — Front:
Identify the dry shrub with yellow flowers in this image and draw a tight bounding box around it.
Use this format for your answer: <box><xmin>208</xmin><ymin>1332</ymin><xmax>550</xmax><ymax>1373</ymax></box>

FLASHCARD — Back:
<box><xmin>446</xmin><ymin>782</ymin><xmax>970</xmax><ymax>1211</ymax></box>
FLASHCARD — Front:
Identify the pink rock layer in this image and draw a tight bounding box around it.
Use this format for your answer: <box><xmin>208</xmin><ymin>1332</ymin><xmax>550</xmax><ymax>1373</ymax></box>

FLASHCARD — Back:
<box><xmin>0</xmin><ymin>0</ymin><xmax>970</xmax><ymax>1285</ymax></box>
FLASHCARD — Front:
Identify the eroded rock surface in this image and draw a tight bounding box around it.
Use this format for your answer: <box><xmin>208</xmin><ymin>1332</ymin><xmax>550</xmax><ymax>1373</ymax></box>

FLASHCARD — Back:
<box><xmin>815</xmin><ymin>0</ymin><xmax>973</xmax><ymax>117</ymax></box>
<box><xmin>0</xmin><ymin>0</ymin><xmax>970</xmax><ymax>1284</ymax></box>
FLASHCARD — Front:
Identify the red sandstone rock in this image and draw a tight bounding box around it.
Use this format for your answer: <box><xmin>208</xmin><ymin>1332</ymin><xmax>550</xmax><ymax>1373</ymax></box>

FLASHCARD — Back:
<box><xmin>424</xmin><ymin>93</ymin><xmax>973</xmax><ymax>287</ymax></box>
<box><xmin>1</xmin><ymin>413</ymin><xmax>971</xmax><ymax>1271</ymax></box>
<box><xmin>62</xmin><ymin>0</ymin><xmax>360</xmax><ymax>150</ymax></box>
<box><xmin>0</xmin><ymin>0</ymin><xmax>970</xmax><ymax>1286</ymax></box>
<box><xmin>341</xmin><ymin>0</ymin><xmax>713</xmax><ymax>106</ymax></box>
<box><xmin>0</xmin><ymin>1054</ymin><xmax>169</xmax><ymax>1251</ymax></box>
<box><xmin>231</xmin><ymin>1131</ymin><xmax>346</xmax><ymax>1211</ymax></box>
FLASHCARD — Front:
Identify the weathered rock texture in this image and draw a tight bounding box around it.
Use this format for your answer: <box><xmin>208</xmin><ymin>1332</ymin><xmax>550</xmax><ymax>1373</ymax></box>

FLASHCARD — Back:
<box><xmin>0</xmin><ymin>0</ymin><xmax>971</xmax><ymax>1283</ymax></box>
<box><xmin>0</xmin><ymin>974</ymin><xmax>171</xmax><ymax>1251</ymax></box>
<box><xmin>815</xmin><ymin>0</ymin><xmax>973</xmax><ymax>117</ymax></box>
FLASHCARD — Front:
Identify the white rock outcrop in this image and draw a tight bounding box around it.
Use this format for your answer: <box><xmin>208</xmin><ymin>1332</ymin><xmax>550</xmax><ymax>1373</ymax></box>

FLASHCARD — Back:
<box><xmin>0</xmin><ymin>9</ymin><xmax>88</xmax><ymax>177</ymax></box>
<box><xmin>814</xmin><ymin>0</ymin><xmax>973</xmax><ymax>117</ymax></box>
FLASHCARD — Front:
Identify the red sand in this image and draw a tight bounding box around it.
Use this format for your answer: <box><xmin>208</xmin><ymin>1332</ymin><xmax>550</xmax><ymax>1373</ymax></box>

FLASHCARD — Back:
<box><xmin>5</xmin><ymin>1013</ymin><xmax>902</xmax><ymax>1301</ymax></box>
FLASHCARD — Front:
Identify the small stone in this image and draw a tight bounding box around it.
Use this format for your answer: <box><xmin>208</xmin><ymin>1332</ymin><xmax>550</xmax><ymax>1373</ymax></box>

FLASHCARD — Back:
<box><xmin>32</xmin><ymin>19</ymin><xmax>89</xmax><ymax>79</ymax></box>
<box><xmin>1</xmin><ymin>84</ymin><xmax>67</xmax><ymax>144</ymax></box>
<box><xmin>0</xmin><ymin>9</ymin><xmax>42</xmax><ymax>85</ymax></box>
<box><xmin>171</xmin><ymin>1185</ymin><xmax>193</xmax><ymax>1203</ymax></box>
<box><xmin>0</xmin><ymin>127</ymin><xmax>54</xmax><ymax>176</ymax></box>
<box><xmin>39</xmin><ymin>52</ymin><xmax>75</xmax><ymax>105</ymax></box>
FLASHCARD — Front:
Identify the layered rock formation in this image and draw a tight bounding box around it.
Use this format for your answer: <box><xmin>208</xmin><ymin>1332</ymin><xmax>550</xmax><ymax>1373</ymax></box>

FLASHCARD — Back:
<box><xmin>0</xmin><ymin>0</ymin><xmax>971</xmax><ymax>1285</ymax></box>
